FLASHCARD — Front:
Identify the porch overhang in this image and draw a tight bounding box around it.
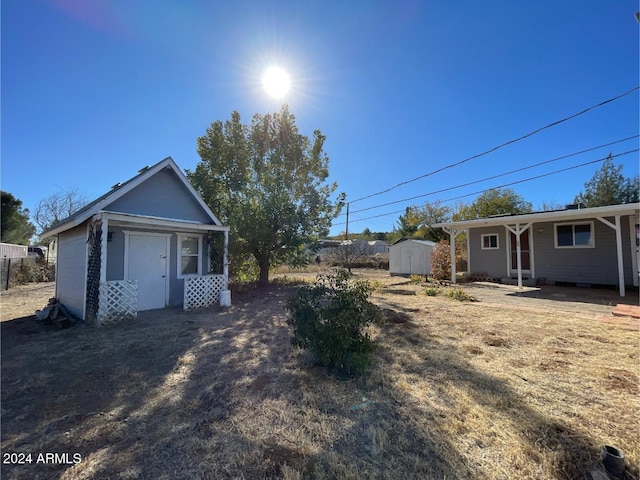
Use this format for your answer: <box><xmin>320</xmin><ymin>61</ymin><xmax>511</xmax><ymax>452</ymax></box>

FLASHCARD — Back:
<box><xmin>85</xmin><ymin>211</ymin><xmax>230</xmax><ymax>324</ymax></box>
<box><xmin>432</xmin><ymin>203</ymin><xmax>640</xmax><ymax>297</ymax></box>
<box><xmin>95</xmin><ymin>211</ymin><xmax>230</xmax><ymax>232</ymax></box>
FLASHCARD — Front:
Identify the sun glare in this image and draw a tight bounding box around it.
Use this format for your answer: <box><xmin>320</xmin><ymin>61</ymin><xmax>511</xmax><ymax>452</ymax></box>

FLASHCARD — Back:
<box><xmin>262</xmin><ymin>66</ymin><xmax>290</xmax><ymax>99</ymax></box>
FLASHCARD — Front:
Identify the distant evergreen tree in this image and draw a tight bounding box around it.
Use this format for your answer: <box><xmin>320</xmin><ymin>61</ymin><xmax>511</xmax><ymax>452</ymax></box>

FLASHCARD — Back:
<box><xmin>1</xmin><ymin>191</ymin><xmax>36</xmax><ymax>245</ymax></box>
<box><xmin>574</xmin><ymin>154</ymin><xmax>639</xmax><ymax>207</ymax></box>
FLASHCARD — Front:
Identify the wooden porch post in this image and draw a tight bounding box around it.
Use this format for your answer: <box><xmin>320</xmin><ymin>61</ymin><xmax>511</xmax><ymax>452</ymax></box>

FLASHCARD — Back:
<box><xmin>223</xmin><ymin>230</ymin><xmax>229</xmax><ymax>288</ymax></box>
<box><xmin>100</xmin><ymin>217</ymin><xmax>108</xmax><ymax>283</ymax></box>
<box><xmin>596</xmin><ymin>215</ymin><xmax>625</xmax><ymax>297</ymax></box>
<box><xmin>505</xmin><ymin>223</ymin><xmax>531</xmax><ymax>289</ymax></box>
<box><xmin>444</xmin><ymin>227</ymin><xmax>462</xmax><ymax>284</ymax></box>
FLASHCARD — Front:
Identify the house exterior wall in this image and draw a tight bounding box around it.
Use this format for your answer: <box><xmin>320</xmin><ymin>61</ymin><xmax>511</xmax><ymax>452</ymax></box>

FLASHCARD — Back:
<box><xmin>533</xmin><ymin>216</ymin><xmax>634</xmax><ymax>286</ymax></box>
<box><xmin>468</xmin><ymin>227</ymin><xmax>508</xmax><ymax>278</ymax></box>
<box><xmin>105</xmin><ymin>226</ymin><xmax>211</xmax><ymax>307</ymax></box>
<box><xmin>105</xmin><ymin>169</ymin><xmax>212</xmax><ymax>223</ymax></box>
<box><xmin>55</xmin><ymin>224</ymin><xmax>88</xmax><ymax>319</ymax></box>
<box><xmin>467</xmin><ymin>215</ymin><xmax>635</xmax><ymax>286</ymax></box>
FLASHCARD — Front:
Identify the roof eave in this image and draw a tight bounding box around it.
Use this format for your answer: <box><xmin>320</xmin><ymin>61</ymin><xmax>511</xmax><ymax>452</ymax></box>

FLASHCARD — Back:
<box><xmin>432</xmin><ymin>203</ymin><xmax>640</xmax><ymax>229</ymax></box>
<box><xmin>40</xmin><ymin>156</ymin><xmax>225</xmax><ymax>237</ymax></box>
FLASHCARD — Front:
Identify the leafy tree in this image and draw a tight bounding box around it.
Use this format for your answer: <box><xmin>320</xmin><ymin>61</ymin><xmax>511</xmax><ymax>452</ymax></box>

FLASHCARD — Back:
<box><xmin>574</xmin><ymin>154</ymin><xmax>639</xmax><ymax>207</ymax></box>
<box><xmin>415</xmin><ymin>200</ymin><xmax>452</xmax><ymax>242</ymax></box>
<box><xmin>394</xmin><ymin>207</ymin><xmax>421</xmax><ymax>237</ymax></box>
<box><xmin>188</xmin><ymin>106</ymin><xmax>341</xmax><ymax>285</ymax></box>
<box><xmin>1</xmin><ymin>191</ymin><xmax>36</xmax><ymax>245</ymax></box>
<box><xmin>393</xmin><ymin>201</ymin><xmax>451</xmax><ymax>242</ymax></box>
<box><xmin>34</xmin><ymin>188</ymin><xmax>88</xmax><ymax>233</ymax></box>
<box><xmin>453</xmin><ymin>188</ymin><xmax>532</xmax><ymax>220</ymax></box>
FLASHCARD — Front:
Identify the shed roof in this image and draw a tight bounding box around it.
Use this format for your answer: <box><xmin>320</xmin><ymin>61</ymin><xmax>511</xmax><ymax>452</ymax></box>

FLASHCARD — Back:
<box><xmin>390</xmin><ymin>238</ymin><xmax>437</xmax><ymax>247</ymax></box>
<box><xmin>41</xmin><ymin>157</ymin><xmax>223</xmax><ymax>238</ymax></box>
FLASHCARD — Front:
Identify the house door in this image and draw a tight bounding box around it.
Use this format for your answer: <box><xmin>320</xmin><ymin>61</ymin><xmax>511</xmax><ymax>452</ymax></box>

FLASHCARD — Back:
<box><xmin>126</xmin><ymin>233</ymin><xmax>169</xmax><ymax>310</ymax></box>
<box><xmin>510</xmin><ymin>230</ymin><xmax>531</xmax><ymax>275</ymax></box>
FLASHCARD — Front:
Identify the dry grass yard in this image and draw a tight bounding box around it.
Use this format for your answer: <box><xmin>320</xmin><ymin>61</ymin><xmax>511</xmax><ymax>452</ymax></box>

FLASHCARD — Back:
<box><xmin>1</xmin><ymin>275</ymin><xmax>638</xmax><ymax>479</ymax></box>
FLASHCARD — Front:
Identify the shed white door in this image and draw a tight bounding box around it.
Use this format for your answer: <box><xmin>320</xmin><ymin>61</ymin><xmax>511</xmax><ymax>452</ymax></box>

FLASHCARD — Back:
<box><xmin>402</xmin><ymin>247</ymin><xmax>424</xmax><ymax>275</ymax></box>
<box><xmin>127</xmin><ymin>234</ymin><xmax>169</xmax><ymax>310</ymax></box>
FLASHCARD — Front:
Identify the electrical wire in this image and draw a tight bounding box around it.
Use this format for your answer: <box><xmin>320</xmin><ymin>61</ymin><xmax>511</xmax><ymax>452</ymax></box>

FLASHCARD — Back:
<box><xmin>339</xmin><ymin>135</ymin><xmax>639</xmax><ymax>216</ymax></box>
<box><xmin>349</xmin><ymin>86</ymin><xmax>640</xmax><ymax>204</ymax></box>
<box><xmin>332</xmin><ymin>148</ymin><xmax>639</xmax><ymax>227</ymax></box>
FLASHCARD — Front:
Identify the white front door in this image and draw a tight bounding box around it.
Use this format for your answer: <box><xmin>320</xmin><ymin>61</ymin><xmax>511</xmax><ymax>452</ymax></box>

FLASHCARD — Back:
<box><xmin>126</xmin><ymin>233</ymin><xmax>169</xmax><ymax>310</ymax></box>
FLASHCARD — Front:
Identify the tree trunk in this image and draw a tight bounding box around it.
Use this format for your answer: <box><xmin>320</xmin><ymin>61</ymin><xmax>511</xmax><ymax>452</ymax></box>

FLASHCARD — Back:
<box><xmin>257</xmin><ymin>256</ymin><xmax>270</xmax><ymax>286</ymax></box>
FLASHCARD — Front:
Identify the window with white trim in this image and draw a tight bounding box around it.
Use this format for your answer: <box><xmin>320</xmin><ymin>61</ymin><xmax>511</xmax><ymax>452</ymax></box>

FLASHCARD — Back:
<box><xmin>554</xmin><ymin>222</ymin><xmax>594</xmax><ymax>248</ymax></box>
<box><xmin>177</xmin><ymin>234</ymin><xmax>202</xmax><ymax>277</ymax></box>
<box><xmin>481</xmin><ymin>233</ymin><xmax>499</xmax><ymax>250</ymax></box>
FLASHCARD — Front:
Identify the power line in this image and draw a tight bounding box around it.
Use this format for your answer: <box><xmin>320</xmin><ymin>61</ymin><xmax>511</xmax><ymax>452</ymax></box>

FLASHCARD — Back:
<box><xmin>332</xmin><ymin>149</ymin><xmax>639</xmax><ymax>227</ymax></box>
<box><xmin>349</xmin><ymin>86</ymin><xmax>640</xmax><ymax>204</ymax></box>
<box><xmin>340</xmin><ymin>135</ymin><xmax>638</xmax><ymax>216</ymax></box>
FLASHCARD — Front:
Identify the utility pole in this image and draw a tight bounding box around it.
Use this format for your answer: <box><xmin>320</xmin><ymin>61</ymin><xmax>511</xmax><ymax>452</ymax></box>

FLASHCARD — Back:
<box><xmin>345</xmin><ymin>202</ymin><xmax>350</xmax><ymax>240</ymax></box>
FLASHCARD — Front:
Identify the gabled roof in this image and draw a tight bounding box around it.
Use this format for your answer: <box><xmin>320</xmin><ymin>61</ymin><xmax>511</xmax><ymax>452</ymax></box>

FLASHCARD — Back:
<box><xmin>41</xmin><ymin>157</ymin><xmax>223</xmax><ymax>238</ymax></box>
<box><xmin>432</xmin><ymin>203</ymin><xmax>640</xmax><ymax>229</ymax></box>
<box><xmin>390</xmin><ymin>238</ymin><xmax>437</xmax><ymax>247</ymax></box>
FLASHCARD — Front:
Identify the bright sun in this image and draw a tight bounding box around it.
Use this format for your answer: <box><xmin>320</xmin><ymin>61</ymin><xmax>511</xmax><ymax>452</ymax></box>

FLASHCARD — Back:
<box><xmin>262</xmin><ymin>67</ymin><xmax>290</xmax><ymax>99</ymax></box>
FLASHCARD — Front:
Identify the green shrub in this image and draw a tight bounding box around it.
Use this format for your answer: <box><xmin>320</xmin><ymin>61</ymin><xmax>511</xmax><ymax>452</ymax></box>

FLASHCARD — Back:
<box><xmin>409</xmin><ymin>274</ymin><xmax>424</xmax><ymax>285</ymax></box>
<box><xmin>424</xmin><ymin>286</ymin><xmax>441</xmax><ymax>296</ymax></box>
<box><xmin>286</xmin><ymin>269</ymin><xmax>382</xmax><ymax>376</ymax></box>
<box><xmin>445</xmin><ymin>287</ymin><xmax>474</xmax><ymax>302</ymax></box>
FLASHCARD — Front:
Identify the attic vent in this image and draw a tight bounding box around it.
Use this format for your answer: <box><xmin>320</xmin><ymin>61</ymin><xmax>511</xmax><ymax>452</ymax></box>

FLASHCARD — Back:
<box><xmin>138</xmin><ymin>165</ymin><xmax>151</xmax><ymax>173</ymax></box>
<box><xmin>111</xmin><ymin>182</ymin><xmax>123</xmax><ymax>189</ymax></box>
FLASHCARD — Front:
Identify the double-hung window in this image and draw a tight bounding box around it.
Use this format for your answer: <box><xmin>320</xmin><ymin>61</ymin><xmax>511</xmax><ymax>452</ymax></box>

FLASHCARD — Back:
<box><xmin>178</xmin><ymin>234</ymin><xmax>202</xmax><ymax>277</ymax></box>
<box><xmin>554</xmin><ymin>222</ymin><xmax>594</xmax><ymax>248</ymax></box>
<box><xmin>481</xmin><ymin>233</ymin><xmax>499</xmax><ymax>250</ymax></box>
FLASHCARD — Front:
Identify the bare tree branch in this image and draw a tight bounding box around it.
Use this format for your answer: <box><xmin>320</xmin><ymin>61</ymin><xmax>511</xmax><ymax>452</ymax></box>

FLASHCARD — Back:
<box><xmin>34</xmin><ymin>188</ymin><xmax>88</xmax><ymax>232</ymax></box>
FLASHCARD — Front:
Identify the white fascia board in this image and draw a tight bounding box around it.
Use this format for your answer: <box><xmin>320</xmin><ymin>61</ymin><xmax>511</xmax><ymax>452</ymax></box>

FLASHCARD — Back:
<box><xmin>433</xmin><ymin>203</ymin><xmax>640</xmax><ymax>229</ymax></box>
<box><xmin>101</xmin><ymin>211</ymin><xmax>230</xmax><ymax>232</ymax></box>
<box><xmin>41</xmin><ymin>157</ymin><xmax>227</xmax><ymax>238</ymax></box>
<box><xmin>41</xmin><ymin>158</ymin><xmax>175</xmax><ymax>238</ymax></box>
<box><xmin>41</xmin><ymin>217</ymin><xmax>86</xmax><ymax>238</ymax></box>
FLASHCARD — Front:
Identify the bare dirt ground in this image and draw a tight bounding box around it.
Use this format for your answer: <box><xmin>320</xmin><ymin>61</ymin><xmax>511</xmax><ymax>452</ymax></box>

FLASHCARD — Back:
<box><xmin>1</xmin><ymin>276</ymin><xmax>638</xmax><ymax>479</ymax></box>
<box><xmin>0</xmin><ymin>282</ymin><xmax>56</xmax><ymax>321</ymax></box>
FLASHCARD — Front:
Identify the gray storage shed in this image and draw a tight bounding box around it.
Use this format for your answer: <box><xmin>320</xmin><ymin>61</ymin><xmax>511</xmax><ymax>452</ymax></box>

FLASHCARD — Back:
<box><xmin>41</xmin><ymin>157</ymin><xmax>230</xmax><ymax>324</ymax></box>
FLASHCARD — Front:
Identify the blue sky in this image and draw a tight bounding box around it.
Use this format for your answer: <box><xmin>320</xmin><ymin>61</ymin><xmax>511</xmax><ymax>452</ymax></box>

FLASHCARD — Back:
<box><xmin>2</xmin><ymin>0</ymin><xmax>638</xmax><ymax>237</ymax></box>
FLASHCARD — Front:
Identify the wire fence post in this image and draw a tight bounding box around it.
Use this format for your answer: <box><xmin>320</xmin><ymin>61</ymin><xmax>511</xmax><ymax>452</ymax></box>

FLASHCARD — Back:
<box><xmin>5</xmin><ymin>258</ymin><xmax>11</xmax><ymax>290</ymax></box>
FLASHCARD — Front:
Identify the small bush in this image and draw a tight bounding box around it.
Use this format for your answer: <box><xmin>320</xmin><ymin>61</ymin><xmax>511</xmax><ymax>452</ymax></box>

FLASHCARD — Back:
<box><xmin>409</xmin><ymin>274</ymin><xmax>424</xmax><ymax>285</ymax></box>
<box><xmin>423</xmin><ymin>285</ymin><xmax>473</xmax><ymax>301</ymax></box>
<box><xmin>445</xmin><ymin>287</ymin><xmax>474</xmax><ymax>302</ymax></box>
<box><xmin>430</xmin><ymin>240</ymin><xmax>451</xmax><ymax>280</ymax></box>
<box><xmin>5</xmin><ymin>258</ymin><xmax>55</xmax><ymax>288</ymax></box>
<box><xmin>286</xmin><ymin>269</ymin><xmax>382</xmax><ymax>376</ymax></box>
<box><xmin>424</xmin><ymin>286</ymin><xmax>441</xmax><ymax>296</ymax></box>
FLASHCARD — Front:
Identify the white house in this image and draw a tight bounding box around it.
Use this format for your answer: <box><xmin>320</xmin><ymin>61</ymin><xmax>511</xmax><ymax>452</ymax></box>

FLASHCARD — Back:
<box><xmin>389</xmin><ymin>238</ymin><xmax>436</xmax><ymax>275</ymax></box>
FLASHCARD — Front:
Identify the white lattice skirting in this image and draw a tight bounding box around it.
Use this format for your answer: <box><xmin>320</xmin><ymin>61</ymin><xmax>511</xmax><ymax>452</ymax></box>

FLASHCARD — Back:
<box><xmin>184</xmin><ymin>275</ymin><xmax>227</xmax><ymax>310</ymax></box>
<box><xmin>97</xmin><ymin>280</ymin><xmax>138</xmax><ymax>325</ymax></box>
